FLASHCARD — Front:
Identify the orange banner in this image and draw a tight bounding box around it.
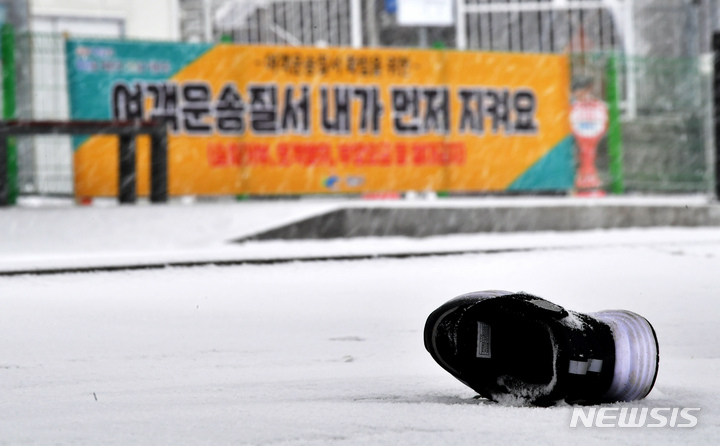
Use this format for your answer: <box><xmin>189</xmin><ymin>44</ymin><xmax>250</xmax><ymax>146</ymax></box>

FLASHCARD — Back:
<box><xmin>73</xmin><ymin>44</ymin><xmax>572</xmax><ymax>197</ymax></box>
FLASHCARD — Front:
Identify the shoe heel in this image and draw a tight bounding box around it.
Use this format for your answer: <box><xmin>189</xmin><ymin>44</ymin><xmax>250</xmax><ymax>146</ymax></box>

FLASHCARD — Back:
<box><xmin>591</xmin><ymin>310</ymin><xmax>659</xmax><ymax>402</ymax></box>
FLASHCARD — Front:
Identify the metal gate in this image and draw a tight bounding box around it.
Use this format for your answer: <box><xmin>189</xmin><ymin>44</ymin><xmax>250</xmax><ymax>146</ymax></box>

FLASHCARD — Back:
<box><xmin>213</xmin><ymin>0</ymin><xmax>362</xmax><ymax>47</ymax></box>
<box><xmin>457</xmin><ymin>0</ymin><xmax>629</xmax><ymax>53</ymax></box>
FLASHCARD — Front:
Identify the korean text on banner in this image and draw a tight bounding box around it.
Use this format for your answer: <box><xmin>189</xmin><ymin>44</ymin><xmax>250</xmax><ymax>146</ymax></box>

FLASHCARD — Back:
<box><xmin>67</xmin><ymin>41</ymin><xmax>572</xmax><ymax>197</ymax></box>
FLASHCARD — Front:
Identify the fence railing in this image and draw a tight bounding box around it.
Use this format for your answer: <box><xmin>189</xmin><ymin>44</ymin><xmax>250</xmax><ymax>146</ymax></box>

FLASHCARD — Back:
<box><xmin>0</xmin><ymin>120</ymin><xmax>168</xmax><ymax>206</ymax></box>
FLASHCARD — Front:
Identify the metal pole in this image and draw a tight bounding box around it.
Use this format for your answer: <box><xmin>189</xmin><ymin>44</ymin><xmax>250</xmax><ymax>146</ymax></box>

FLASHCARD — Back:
<box><xmin>118</xmin><ymin>133</ymin><xmax>136</xmax><ymax>204</ymax></box>
<box><xmin>623</xmin><ymin>0</ymin><xmax>637</xmax><ymax>119</ymax></box>
<box><xmin>456</xmin><ymin>0</ymin><xmax>467</xmax><ymax>50</ymax></box>
<box><xmin>350</xmin><ymin>0</ymin><xmax>362</xmax><ymax>48</ymax></box>
<box><xmin>0</xmin><ymin>135</ymin><xmax>7</xmax><ymax>206</ymax></box>
<box><xmin>702</xmin><ymin>52</ymin><xmax>715</xmax><ymax>199</ymax></box>
<box><xmin>713</xmin><ymin>32</ymin><xmax>720</xmax><ymax>199</ymax></box>
<box><xmin>419</xmin><ymin>27</ymin><xmax>428</xmax><ymax>48</ymax></box>
<box><xmin>203</xmin><ymin>0</ymin><xmax>213</xmax><ymax>43</ymax></box>
<box><xmin>366</xmin><ymin>0</ymin><xmax>378</xmax><ymax>47</ymax></box>
<box><xmin>170</xmin><ymin>0</ymin><xmax>181</xmax><ymax>40</ymax></box>
<box><xmin>150</xmin><ymin>125</ymin><xmax>168</xmax><ymax>203</ymax></box>
<box><xmin>1</xmin><ymin>24</ymin><xmax>17</xmax><ymax>205</ymax></box>
<box><xmin>606</xmin><ymin>54</ymin><xmax>625</xmax><ymax>194</ymax></box>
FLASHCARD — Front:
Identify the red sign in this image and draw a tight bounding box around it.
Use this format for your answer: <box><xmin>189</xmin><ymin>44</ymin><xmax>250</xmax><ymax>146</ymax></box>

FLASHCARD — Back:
<box><xmin>570</xmin><ymin>99</ymin><xmax>608</xmax><ymax>193</ymax></box>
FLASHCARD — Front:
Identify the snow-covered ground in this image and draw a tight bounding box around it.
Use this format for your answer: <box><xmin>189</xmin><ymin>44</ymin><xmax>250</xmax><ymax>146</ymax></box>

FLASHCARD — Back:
<box><xmin>1</xmin><ymin>195</ymin><xmax>717</xmax><ymax>272</ymax></box>
<box><xmin>1</xmin><ymin>198</ymin><xmax>719</xmax><ymax>444</ymax></box>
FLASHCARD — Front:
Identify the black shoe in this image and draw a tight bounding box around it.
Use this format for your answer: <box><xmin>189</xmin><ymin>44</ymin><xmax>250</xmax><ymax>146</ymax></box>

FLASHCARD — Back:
<box><xmin>424</xmin><ymin>290</ymin><xmax>659</xmax><ymax>406</ymax></box>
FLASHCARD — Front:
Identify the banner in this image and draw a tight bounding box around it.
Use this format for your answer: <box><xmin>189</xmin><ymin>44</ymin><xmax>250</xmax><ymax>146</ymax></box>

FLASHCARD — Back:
<box><xmin>67</xmin><ymin>39</ymin><xmax>573</xmax><ymax>197</ymax></box>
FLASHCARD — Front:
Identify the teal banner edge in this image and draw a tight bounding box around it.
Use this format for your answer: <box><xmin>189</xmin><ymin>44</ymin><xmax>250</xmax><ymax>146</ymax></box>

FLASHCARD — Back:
<box><xmin>507</xmin><ymin>135</ymin><xmax>575</xmax><ymax>191</ymax></box>
<box><xmin>66</xmin><ymin>38</ymin><xmax>214</xmax><ymax>149</ymax></box>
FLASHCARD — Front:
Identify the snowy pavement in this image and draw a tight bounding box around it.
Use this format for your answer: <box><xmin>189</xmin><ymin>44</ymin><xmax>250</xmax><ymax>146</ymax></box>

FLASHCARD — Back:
<box><xmin>0</xmin><ymin>194</ymin><xmax>717</xmax><ymax>272</ymax></box>
<box><xmin>1</xmin><ymin>197</ymin><xmax>720</xmax><ymax>444</ymax></box>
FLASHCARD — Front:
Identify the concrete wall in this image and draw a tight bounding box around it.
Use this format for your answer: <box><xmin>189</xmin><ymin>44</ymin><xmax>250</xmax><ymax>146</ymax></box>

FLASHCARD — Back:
<box><xmin>238</xmin><ymin>203</ymin><xmax>720</xmax><ymax>241</ymax></box>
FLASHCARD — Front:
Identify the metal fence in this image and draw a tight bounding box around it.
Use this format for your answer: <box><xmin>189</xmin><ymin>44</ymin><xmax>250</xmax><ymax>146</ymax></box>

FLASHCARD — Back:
<box><xmin>621</xmin><ymin>55</ymin><xmax>713</xmax><ymax>193</ymax></box>
<box><xmin>572</xmin><ymin>52</ymin><xmax>713</xmax><ymax>194</ymax></box>
<box><xmin>215</xmin><ymin>0</ymin><xmax>358</xmax><ymax>47</ymax></box>
<box><xmin>14</xmin><ymin>32</ymin><xmax>73</xmax><ymax>195</ymax></box>
<box><xmin>460</xmin><ymin>0</ymin><xmax>620</xmax><ymax>53</ymax></box>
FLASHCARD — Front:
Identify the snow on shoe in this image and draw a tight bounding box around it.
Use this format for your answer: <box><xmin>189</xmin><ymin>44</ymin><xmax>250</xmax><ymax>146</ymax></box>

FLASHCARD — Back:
<box><xmin>424</xmin><ymin>290</ymin><xmax>659</xmax><ymax>406</ymax></box>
